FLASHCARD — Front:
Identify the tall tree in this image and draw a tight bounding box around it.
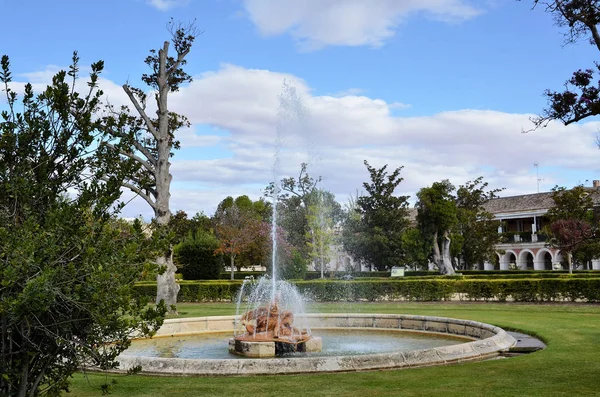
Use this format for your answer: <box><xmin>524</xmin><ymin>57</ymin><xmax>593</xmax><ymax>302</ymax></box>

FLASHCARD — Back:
<box><xmin>306</xmin><ymin>190</ymin><xmax>337</xmax><ymax>278</ymax></box>
<box><xmin>213</xmin><ymin>196</ymin><xmax>276</xmax><ymax>279</ymax></box>
<box><xmin>416</xmin><ymin>180</ymin><xmax>457</xmax><ymax>275</ymax></box>
<box><xmin>265</xmin><ymin>163</ymin><xmax>342</xmax><ymax>261</ymax></box>
<box><xmin>99</xmin><ymin>20</ymin><xmax>198</xmax><ymax>312</ymax></box>
<box><xmin>455</xmin><ymin>177</ymin><xmax>504</xmax><ymax>269</ymax></box>
<box><xmin>343</xmin><ymin>161</ymin><xmax>410</xmax><ymax>271</ymax></box>
<box><xmin>0</xmin><ymin>55</ymin><xmax>164</xmax><ymax>397</ymax></box>
<box><xmin>524</xmin><ymin>1</ymin><xmax>600</xmax><ymax>127</ymax></box>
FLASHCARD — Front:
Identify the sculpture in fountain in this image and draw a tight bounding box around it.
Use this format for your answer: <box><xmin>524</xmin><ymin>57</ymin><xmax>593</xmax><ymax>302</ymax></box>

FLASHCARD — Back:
<box><xmin>229</xmin><ymin>281</ymin><xmax>322</xmax><ymax>357</ymax></box>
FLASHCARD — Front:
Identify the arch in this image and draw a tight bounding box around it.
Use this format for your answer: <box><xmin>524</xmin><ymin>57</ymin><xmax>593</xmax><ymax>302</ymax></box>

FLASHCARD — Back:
<box><xmin>492</xmin><ymin>253</ymin><xmax>500</xmax><ymax>270</ymax></box>
<box><xmin>502</xmin><ymin>251</ymin><xmax>518</xmax><ymax>270</ymax></box>
<box><xmin>535</xmin><ymin>248</ymin><xmax>554</xmax><ymax>271</ymax></box>
<box><xmin>518</xmin><ymin>250</ymin><xmax>535</xmax><ymax>270</ymax></box>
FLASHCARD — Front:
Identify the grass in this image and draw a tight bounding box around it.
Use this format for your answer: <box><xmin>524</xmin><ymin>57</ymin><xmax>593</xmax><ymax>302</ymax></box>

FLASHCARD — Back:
<box><xmin>68</xmin><ymin>302</ymin><xmax>600</xmax><ymax>397</ymax></box>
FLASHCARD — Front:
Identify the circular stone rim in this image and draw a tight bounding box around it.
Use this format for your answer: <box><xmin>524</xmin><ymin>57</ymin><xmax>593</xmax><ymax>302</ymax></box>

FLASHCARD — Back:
<box><xmin>116</xmin><ymin>313</ymin><xmax>517</xmax><ymax>376</ymax></box>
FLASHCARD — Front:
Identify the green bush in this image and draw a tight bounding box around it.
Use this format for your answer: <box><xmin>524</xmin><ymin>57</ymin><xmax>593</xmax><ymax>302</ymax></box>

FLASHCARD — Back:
<box><xmin>174</xmin><ymin>231</ymin><xmax>223</xmax><ymax>280</ymax></box>
<box><xmin>279</xmin><ymin>249</ymin><xmax>307</xmax><ymax>280</ymax></box>
<box><xmin>134</xmin><ymin>277</ymin><xmax>600</xmax><ymax>303</ymax></box>
<box><xmin>218</xmin><ymin>271</ymin><xmax>266</xmax><ymax>280</ymax></box>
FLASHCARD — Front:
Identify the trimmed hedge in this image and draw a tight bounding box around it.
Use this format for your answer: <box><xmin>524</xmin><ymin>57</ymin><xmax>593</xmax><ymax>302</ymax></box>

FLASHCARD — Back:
<box><xmin>134</xmin><ymin>277</ymin><xmax>600</xmax><ymax>303</ymax></box>
<box><xmin>218</xmin><ymin>272</ymin><xmax>266</xmax><ymax>280</ymax></box>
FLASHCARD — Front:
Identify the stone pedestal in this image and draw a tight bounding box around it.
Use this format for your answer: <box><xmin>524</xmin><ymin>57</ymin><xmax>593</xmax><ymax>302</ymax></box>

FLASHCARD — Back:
<box><xmin>229</xmin><ymin>336</ymin><xmax>322</xmax><ymax>358</ymax></box>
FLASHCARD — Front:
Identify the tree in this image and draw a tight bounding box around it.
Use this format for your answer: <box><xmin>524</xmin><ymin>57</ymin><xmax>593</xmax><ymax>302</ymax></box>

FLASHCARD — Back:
<box><xmin>306</xmin><ymin>190</ymin><xmax>337</xmax><ymax>278</ymax></box>
<box><xmin>0</xmin><ymin>55</ymin><xmax>164</xmax><ymax>396</ymax></box>
<box><xmin>525</xmin><ymin>1</ymin><xmax>600</xmax><ymax>127</ymax></box>
<box><xmin>343</xmin><ymin>161</ymin><xmax>410</xmax><ymax>271</ymax></box>
<box><xmin>401</xmin><ymin>228</ymin><xmax>431</xmax><ymax>270</ymax></box>
<box><xmin>168</xmin><ymin>210</ymin><xmax>212</xmax><ymax>242</ymax></box>
<box><xmin>545</xmin><ymin>185</ymin><xmax>600</xmax><ymax>271</ymax></box>
<box><xmin>213</xmin><ymin>196</ymin><xmax>272</xmax><ymax>279</ymax></box>
<box><xmin>265</xmin><ymin>163</ymin><xmax>342</xmax><ymax>261</ymax></box>
<box><xmin>99</xmin><ymin>20</ymin><xmax>198</xmax><ymax>313</ymax></box>
<box><xmin>416</xmin><ymin>178</ymin><xmax>502</xmax><ymax>274</ymax></box>
<box><xmin>455</xmin><ymin>178</ymin><xmax>504</xmax><ymax>270</ymax></box>
<box><xmin>416</xmin><ymin>180</ymin><xmax>458</xmax><ymax>275</ymax></box>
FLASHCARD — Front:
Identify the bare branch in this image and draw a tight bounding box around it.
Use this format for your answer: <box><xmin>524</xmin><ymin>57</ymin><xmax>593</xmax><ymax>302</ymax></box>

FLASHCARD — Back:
<box><xmin>121</xmin><ymin>181</ymin><xmax>156</xmax><ymax>210</ymax></box>
<box><xmin>104</xmin><ymin>143</ymin><xmax>154</xmax><ymax>172</ymax></box>
<box><xmin>122</xmin><ymin>85</ymin><xmax>159</xmax><ymax>140</ymax></box>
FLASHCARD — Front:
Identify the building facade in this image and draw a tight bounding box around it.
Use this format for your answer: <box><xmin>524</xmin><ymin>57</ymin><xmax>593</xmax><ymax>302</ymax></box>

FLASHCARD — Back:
<box><xmin>482</xmin><ymin>185</ymin><xmax>600</xmax><ymax>271</ymax></box>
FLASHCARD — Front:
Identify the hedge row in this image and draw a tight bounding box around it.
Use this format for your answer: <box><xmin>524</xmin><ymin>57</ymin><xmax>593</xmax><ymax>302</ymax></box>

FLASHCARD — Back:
<box><xmin>134</xmin><ymin>278</ymin><xmax>600</xmax><ymax>303</ymax></box>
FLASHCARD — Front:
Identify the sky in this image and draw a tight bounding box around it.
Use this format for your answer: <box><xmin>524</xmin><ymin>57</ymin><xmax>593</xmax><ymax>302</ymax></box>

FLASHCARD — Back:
<box><xmin>2</xmin><ymin>0</ymin><xmax>600</xmax><ymax>220</ymax></box>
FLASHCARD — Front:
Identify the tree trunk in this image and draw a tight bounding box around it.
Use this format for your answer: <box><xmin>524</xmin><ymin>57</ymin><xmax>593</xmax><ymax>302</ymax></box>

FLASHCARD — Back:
<box><xmin>230</xmin><ymin>254</ymin><xmax>235</xmax><ymax>280</ymax></box>
<box><xmin>441</xmin><ymin>231</ymin><xmax>456</xmax><ymax>275</ymax></box>
<box><xmin>567</xmin><ymin>252</ymin><xmax>573</xmax><ymax>275</ymax></box>
<box><xmin>153</xmin><ymin>41</ymin><xmax>179</xmax><ymax>314</ymax></box>
<box><xmin>433</xmin><ymin>230</ymin><xmax>456</xmax><ymax>275</ymax></box>
<box><xmin>155</xmin><ymin>248</ymin><xmax>179</xmax><ymax>313</ymax></box>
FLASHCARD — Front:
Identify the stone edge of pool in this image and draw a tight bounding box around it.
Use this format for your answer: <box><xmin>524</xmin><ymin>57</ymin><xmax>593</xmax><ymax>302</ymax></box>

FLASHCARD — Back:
<box><xmin>115</xmin><ymin>314</ymin><xmax>517</xmax><ymax>376</ymax></box>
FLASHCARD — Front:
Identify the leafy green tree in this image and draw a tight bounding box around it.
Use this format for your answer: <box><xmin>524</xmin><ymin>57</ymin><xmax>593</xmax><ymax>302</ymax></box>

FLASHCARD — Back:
<box><xmin>416</xmin><ymin>177</ymin><xmax>502</xmax><ymax>274</ymax></box>
<box><xmin>213</xmin><ymin>196</ymin><xmax>275</xmax><ymax>278</ymax></box>
<box><xmin>98</xmin><ymin>21</ymin><xmax>198</xmax><ymax>313</ymax></box>
<box><xmin>0</xmin><ymin>55</ymin><xmax>164</xmax><ymax>397</ymax></box>
<box><xmin>545</xmin><ymin>185</ymin><xmax>600</xmax><ymax>272</ymax></box>
<box><xmin>401</xmin><ymin>227</ymin><xmax>431</xmax><ymax>270</ymax></box>
<box><xmin>524</xmin><ymin>1</ymin><xmax>600</xmax><ymax>127</ymax></box>
<box><xmin>168</xmin><ymin>210</ymin><xmax>212</xmax><ymax>242</ymax></box>
<box><xmin>343</xmin><ymin>161</ymin><xmax>410</xmax><ymax>271</ymax></box>
<box><xmin>416</xmin><ymin>180</ymin><xmax>457</xmax><ymax>275</ymax></box>
<box><xmin>279</xmin><ymin>248</ymin><xmax>308</xmax><ymax>280</ymax></box>
<box><xmin>455</xmin><ymin>177</ymin><xmax>503</xmax><ymax>270</ymax></box>
<box><xmin>174</xmin><ymin>230</ymin><xmax>222</xmax><ymax>280</ymax></box>
<box><xmin>265</xmin><ymin>163</ymin><xmax>342</xmax><ymax>261</ymax></box>
<box><xmin>306</xmin><ymin>190</ymin><xmax>337</xmax><ymax>278</ymax></box>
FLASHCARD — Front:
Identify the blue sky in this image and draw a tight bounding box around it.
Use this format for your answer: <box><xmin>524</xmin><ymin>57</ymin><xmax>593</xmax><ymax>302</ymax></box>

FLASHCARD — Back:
<box><xmin>2</xmin><ymin>0</ymin><xmax>600</xmax><ymax>219</ymax></box>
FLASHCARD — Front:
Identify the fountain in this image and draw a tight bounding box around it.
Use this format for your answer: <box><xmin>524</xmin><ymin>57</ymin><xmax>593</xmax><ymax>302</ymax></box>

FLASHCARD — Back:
<box><xmin>114</xmin><ymin>82</ymin><xmax>519</xmax><ymax>375</ymax></box>
<box><xmin>229</xmin><ymin>278</ymin><xmax>323</xmax><ymax>357</ymax></box>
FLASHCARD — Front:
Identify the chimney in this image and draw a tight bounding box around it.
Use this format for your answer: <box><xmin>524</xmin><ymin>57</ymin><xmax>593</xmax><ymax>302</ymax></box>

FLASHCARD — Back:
<box><xmin>594</xmin><ymin>180</ymin><xmax>600</xmax><ymax>188</ymax></box>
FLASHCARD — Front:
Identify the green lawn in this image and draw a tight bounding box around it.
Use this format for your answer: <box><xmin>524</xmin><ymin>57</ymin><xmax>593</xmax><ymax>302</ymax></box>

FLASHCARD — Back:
<box><xmin>68</xmin><ymin>302</ymin><xmax>600</xmax><ymax>397</ymax></box>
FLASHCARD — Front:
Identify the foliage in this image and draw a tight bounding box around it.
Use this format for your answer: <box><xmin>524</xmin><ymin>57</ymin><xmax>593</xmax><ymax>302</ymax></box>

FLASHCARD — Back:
<box><xmin>213</xmin><ymin>196</ymin><xmax>284</xmax><ymax>279</ymax></box>
<box><xmin>401</xmin><ymin>228</ymin><xmax>431</xmax><ymax>270</ymax></box>
<box><xmin>174</xmin><ymin>231</ymin><xmax>223</xmax><ymax>280</ymax></box>
<box><xmin>416</xmin><ymin>177</ymin><xmax>502</xmax><ymax>274</ymax></box>
<box><xmin>545</xmin><ymin>185</ymin><xmax>600</xmax><ymax>272</ymax></box>
<box><xmin>306</xmin><ymin>190</ymin><xmax>337</xmax><ymax>277</ymax></box>
<box><xmin>0</xmin><ymin>54</ymin><xmax>165</xmax><ymax>396</ymax></box>
<box><xmin>525</xmin><ymin>1</ymin><xmax>600</xmax><ymax>127</ymax></box>
<box><xmin>134</xmin><ymin>277</ymin><xmax>600</xmax><ymax>303</ymax></box>
<box><xmin>279</xmin><ymin>248</ymin><xmax>308</xmax><ymax>280</ymax></box>
<box><xmin>265</xmin><ymin>163</ymin><xmax>342</xmax><ymax>260</ymax></box>
<box><xmin>342</xmin><ymin>161</ymin><xmax>410</xmax><ymax>271</ymax></box>
<box><xmin>416</xmin><ymin>180</ymin><xmax>457</xmax><ymax>274</ymax></box>
<box><xmin>168</xmin><ymin>210</ymin><xmax>212</xmax><ymax>242</ymax></box>
<box><xmin>455</xmin><ymin>177</ymin><xmax>503</xmax><ymax>269</ymax></box>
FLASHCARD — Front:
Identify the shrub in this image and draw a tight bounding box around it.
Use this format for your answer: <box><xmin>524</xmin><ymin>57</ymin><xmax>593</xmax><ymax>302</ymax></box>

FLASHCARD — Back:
<box><xmin>174</xmin><ymin>231</ymin><xmax>223</xmax><ymax>280</ymax></box>
<box><xmin>134</xmin><ymin>277</ymin><xmax>600</xmax><ymax>303</ymax></box>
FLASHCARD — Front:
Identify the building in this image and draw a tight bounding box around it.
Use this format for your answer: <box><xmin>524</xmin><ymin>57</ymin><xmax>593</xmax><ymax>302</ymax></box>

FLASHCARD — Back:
<box><xmin>482</xmin><ymin>183</ymin><xmax>600</xmax><ymax>271</ymax></box>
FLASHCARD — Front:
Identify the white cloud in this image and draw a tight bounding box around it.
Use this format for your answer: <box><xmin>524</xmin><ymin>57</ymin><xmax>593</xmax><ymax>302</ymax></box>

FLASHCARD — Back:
<box><xmin>11</xmin><ymin>63</ymin><xmax>600</xmax><ymax>220</ymax></box>
<box><xmin>134</xmin><ymin>63</ymin><xmax>600</xmax><ymax>218</ymax></box>
<box><xmin>242</xmin><ymin>0</ymin><xmax>482</xmax><ymax>50</ymax></box>
<box><xmin>146</xmin><ymin>0</ymin><xmax>188</xmax><ymax>11</ymax></box>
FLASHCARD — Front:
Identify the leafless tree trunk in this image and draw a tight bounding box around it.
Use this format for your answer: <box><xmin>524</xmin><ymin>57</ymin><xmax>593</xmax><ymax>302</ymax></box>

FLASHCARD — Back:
<box><xmin>432</xmin><ymin>230</ymin><xmax>456</xmax><ymax>275</ymax></box>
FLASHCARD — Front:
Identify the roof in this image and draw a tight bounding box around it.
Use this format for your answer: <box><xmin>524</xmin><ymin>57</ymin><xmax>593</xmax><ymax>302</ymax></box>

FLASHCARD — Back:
<box><xmin>483</xmin><ymin>192</ymin><xmax>556</xmax><ymax>215</ymax></box>
<box><xmin>483</xmin><ymin>187</ymin><xmax>600</xmax><ymax>216</ymax></box>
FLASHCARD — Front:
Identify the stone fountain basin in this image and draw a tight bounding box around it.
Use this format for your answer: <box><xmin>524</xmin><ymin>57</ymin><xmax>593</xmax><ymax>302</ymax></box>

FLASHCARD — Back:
<box><xmin>116</xmin><ymin>313</ymin><xmax>517</xmax><ymax>376</ymax></box>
